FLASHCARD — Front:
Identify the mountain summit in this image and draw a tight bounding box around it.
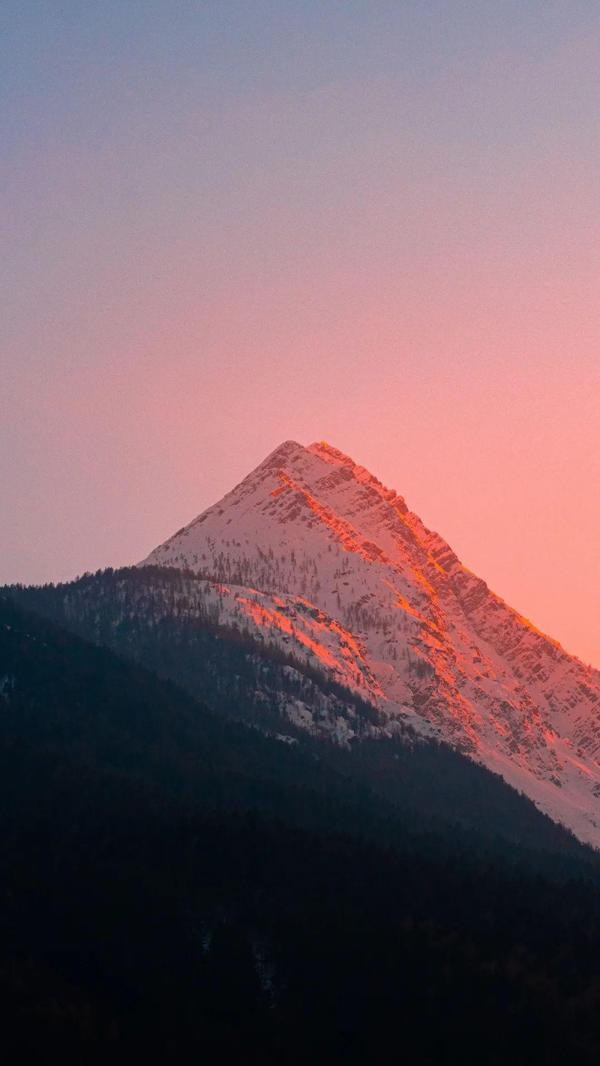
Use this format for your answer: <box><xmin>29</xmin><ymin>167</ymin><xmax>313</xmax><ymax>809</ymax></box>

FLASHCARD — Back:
<box><xmin>143</xmin><ymin>440</ymin><xmax>600</xmax><ymax>845</ymax></box>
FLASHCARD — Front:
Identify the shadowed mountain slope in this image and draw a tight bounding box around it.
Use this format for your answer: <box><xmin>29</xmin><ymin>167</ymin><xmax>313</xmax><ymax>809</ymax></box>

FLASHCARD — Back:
<box><xmin>5</xmin><ymin>570</ymin><xmax>594</xmax><ymax>862</ymax></box>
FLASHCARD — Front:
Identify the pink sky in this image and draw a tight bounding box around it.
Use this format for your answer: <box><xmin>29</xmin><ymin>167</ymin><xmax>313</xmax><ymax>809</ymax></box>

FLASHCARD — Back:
<box><xmin>2</xmin><ymin>3</ymin><xmax>600</xmax><ymax>666</ymax></box>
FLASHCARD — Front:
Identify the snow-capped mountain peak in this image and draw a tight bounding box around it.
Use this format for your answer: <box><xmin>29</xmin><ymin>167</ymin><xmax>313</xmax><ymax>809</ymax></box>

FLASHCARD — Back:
<box><xmin>142</xmin><ymin>440</ymin><xmax>600</xmax><ymax>846</ymax></box>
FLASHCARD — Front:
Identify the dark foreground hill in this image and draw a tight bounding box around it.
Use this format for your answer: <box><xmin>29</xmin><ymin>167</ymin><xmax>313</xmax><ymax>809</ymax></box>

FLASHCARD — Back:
<box><xmin>1</xmin><ymin>595</ymin><xmax>600</xmax><ymax>1064</ymax></box>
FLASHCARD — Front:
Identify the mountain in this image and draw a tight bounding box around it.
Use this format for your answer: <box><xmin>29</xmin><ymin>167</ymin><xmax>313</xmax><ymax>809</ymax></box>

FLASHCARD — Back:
<box><xmin>2</xmin><ymin>598</ymin><xmax>600</xmax><ymax>1064</ymax></box>
<box><xmin>138</xmin><ymin>439</ymin><xmax>600</xmax><ymax>846</ymax></box>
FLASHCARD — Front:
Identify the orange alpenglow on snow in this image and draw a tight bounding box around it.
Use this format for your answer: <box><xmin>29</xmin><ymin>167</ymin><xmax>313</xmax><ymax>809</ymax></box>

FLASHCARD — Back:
<box><xmin>141</xmin><ymin>440</ymin><xmax>600</xmax><ymax>847</ymax></box>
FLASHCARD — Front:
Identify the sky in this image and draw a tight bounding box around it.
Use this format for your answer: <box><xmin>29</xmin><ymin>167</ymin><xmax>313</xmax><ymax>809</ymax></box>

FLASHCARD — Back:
<box><xmin>2</xmin><ymin>1</ymin><xmax>600</xmax><ymax>667</ymax></box>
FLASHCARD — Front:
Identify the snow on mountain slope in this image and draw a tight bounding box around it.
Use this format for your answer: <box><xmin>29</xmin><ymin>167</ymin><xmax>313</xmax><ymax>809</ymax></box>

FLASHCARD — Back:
<box><xmin>142</xmin><ymin>440</ymin><xmax>600</xmax><ymax>846</ymax></box>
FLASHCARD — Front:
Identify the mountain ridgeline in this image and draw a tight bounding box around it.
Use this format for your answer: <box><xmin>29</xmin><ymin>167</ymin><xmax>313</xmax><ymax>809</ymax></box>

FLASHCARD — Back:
<box><xmin>14</xmin><ymin>438</ymin><xmax>600</xmax><ymax>845</ymax></box>
<box><xmin>139</xmin><ymin>439</ymin><xmax>600</xmax><ymax>844</ymax></box>
<box><xmin>3</xmin><ymin>437</ymin><xmax>600</xmax><ymax>1062</ymax></box>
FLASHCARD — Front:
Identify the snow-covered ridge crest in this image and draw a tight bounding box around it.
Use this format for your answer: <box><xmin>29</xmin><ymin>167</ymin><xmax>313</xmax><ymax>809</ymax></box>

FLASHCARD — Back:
<box><xmin>141</xmin><ymin>440</ymin><xmax>600</xmax><ymax>847</ymax></box>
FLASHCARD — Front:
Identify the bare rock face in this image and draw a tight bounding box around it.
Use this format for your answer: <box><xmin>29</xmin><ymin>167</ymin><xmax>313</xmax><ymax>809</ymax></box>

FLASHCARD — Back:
<box><xmin>142</xmin><ymin>439</ymin><xmax>600</xmax><ymax>846</ymax></box>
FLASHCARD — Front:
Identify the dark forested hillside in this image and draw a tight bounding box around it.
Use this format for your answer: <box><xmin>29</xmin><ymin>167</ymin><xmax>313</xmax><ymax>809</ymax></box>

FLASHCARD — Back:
<box><xmin>8</xmin><ymin>565</ymin><xmax>382</xmax><ymax>730</ymax></box>
<box><xmin>1</xmin><ymin>595</ymin><xmax>600</xmax><ymax>1063</ymax></box>
<box><xmin>7</xmin><ymin>567</ymin><xmax>594</xmax><ymax>857</ymax></box>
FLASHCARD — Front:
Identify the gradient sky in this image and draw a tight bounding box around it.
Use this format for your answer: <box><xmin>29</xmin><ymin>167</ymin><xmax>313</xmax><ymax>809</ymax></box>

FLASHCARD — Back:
<box><xmin>2</xmin><ymin>1</ymin><xmax>600</xmax><ymax>666</ymax></box>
